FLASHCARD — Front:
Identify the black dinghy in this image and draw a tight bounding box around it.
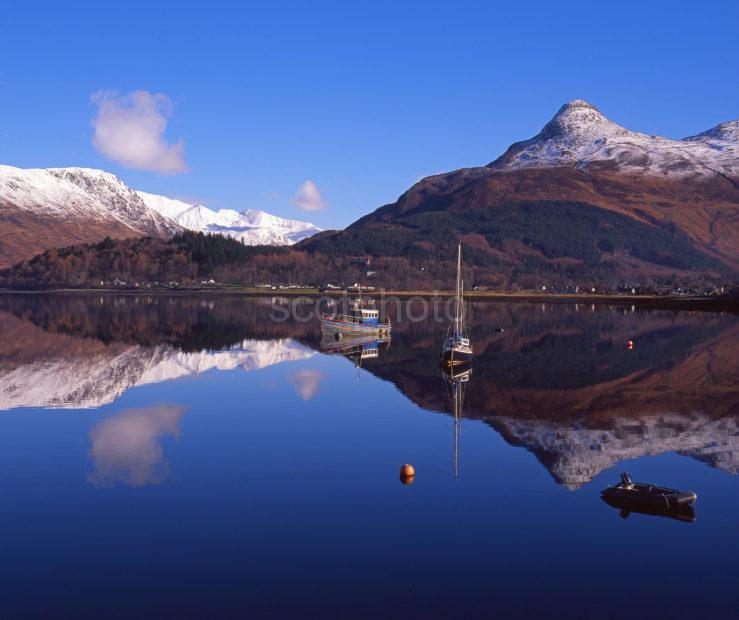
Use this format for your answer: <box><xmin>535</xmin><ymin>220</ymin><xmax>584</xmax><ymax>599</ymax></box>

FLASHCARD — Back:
<box><xmin>601</xmin><ymin>473</ymin><xmax>697</xmax><ymax>522</ymax></box>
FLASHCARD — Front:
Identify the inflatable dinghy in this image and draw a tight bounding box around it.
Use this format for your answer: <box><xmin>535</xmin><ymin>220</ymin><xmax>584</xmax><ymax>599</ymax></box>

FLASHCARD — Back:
<box><xmin>601</xmin><ymin>473</ymin><xmax>697</xmax><ymax>522</ymax></box>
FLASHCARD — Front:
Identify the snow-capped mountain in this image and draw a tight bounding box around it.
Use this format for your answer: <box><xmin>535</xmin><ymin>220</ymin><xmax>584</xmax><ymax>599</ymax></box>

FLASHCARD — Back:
<box><xmin>0</xmin><ymin>165</ymin><xmax>181</xmax><ymax>268</ymax></box>
<box><xmin>324</xmin><ymin>99</ymin><xmax>739</xmax><ymax>280</ymax></box>
<box><xmin>0</xmin><ymin>165</ymin><xmax>179</xmax><ymax>236</ymax></box>
<box><xmin>0</xmin><ymin>338</ymin><xmax>315</xmax><ymax>410</ymax></box>
<box><xmin>129</xmin><ymin>190</ymin><xmax>195</xmax><ymax>222</ymax></box>
<box><xmin>490</xmin><ymin>99</ymin><xmax>739</xmax><ymax>178</ymax></box>
<box><xmin>137</xmin><ymin>191</ymin><xmax>323</xmax><ymax>246</ymax></box>
<box><xmin>0</xmin><ymin>163</ymin><xmax>323</xmax><ymax>267</ymax></box>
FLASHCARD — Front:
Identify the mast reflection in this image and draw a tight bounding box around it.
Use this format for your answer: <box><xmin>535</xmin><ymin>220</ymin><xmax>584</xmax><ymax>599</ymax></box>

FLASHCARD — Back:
<box><xmin>443</xmin><ymin>366</ymin><xmax>472</xmax><ymax>480</ymax></box>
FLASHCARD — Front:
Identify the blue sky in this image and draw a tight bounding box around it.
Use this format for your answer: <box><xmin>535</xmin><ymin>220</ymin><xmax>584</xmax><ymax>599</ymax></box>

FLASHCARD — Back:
<box><xmin>1</xmin><ymin>0</ymin><xmax>737</xmax><ymax>229</ymax></box>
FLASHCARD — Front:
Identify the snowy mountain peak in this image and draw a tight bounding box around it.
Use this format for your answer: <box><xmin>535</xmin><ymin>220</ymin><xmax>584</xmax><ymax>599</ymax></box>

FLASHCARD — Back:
<box><xmin>0</xmin><ymin>161</ymin><xmax>320</xmax><ymax>266</ymax></box>
<box><xmin>489</xmin><ymin>101</ymin><xmax>739</xmax><ymax>178</ymax></box>
<box><xmin>542</xmin><ymin>99</ymin><xmax>628</xmax><ymax>140</ymax></box>
<box><xmin>240</xmin><ymin>209</ymin><xmax>309</xmax><ymax>230</ymax></box>
<box><xmin>134</xmin><ymin>190</ymin><xmax>199</xmax><ymax>221</ymax></box>
<box><xmin>0</xmin><ymin>162</ymin><xmax>321</xmax><ymax>264</ymax></box>
<box><xmin>0</xmin><ymin>164</ymin><xmax>180</xmax><ymax>237</ymax></box>
<box><xmin>559</xmin><ymin>99</ymin><xmax>598</xmax><ymax>112</ymax></box>
<box><xmin>685</xmin><ymin>119</ymin><xmax>739</xmax><ymax>143</ymax></box>
<box><xmin>550</xmin><ymin>99</ymin><xmax>605</xmax><ymax>124</ymax></box>
<box><xmin>47</xmin><ymin>166</ymin><xmax>125</xmax><ymax>187</ymax></box>
<box><xmin>136</xmin><ymin>193</ymin><xmax>322</xmax><ymax>246</ymax></box>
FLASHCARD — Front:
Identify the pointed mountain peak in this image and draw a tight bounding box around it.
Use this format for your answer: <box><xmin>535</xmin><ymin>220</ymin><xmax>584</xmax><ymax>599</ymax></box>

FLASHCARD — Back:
<box><xmin>488</xmin><ymin>100</ymin><xmax>630</xmax><ymax>169</ymax></box>
<box><xmin>488</xmin><ymin>100</ymin><xmax>738</xmax><ymax>176</ymax></box>
<box><xmin>539</xmin><ymin>99</ymin><xmax>626</xmax><ymax>141</ymax></box>
<box><xmin>554</xmin><ymin>99</ymin><xmax>601</xmax><ymax>116</ymax></box>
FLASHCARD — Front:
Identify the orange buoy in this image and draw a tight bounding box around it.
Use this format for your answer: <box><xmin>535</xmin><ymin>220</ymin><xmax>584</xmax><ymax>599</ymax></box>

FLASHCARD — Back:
<box><xmin>400</xmin><ymin>464</ymin><xmax>415</xmax><ymax>484</ymax></box>
<box><xmin>400</xmin><ymin>464</ymin><xmax>415</xmax><ymax>478</ymax></box>
<box><xmin>399</xmin><ymin>473</ymin><xmax>415</xmax><ymax>485</ymax></box>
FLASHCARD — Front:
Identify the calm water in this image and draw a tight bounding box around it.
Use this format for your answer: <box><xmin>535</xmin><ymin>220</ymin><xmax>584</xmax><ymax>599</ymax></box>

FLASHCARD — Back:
<box><xmin>0</xmin><ymin>293</ymin><xmax>737</xmax><ymax>618</ymax></box>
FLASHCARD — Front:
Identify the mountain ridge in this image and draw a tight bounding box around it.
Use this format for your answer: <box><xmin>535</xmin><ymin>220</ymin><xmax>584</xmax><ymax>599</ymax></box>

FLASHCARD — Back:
<box><xmin>0</xmin><ymin>164</ymin><xmax>182</xmax><ymax>268</ymax></box>
<box><xmin>136</xmin><ymin>192</ymin><xmax>323</xmax><ymax>246</ymax></box>
<box><xmin>0</xmin><ymin>164</ymin><xmax>322</xmax><ymax>268</ymax></box>
<box><xmin>2</xmin><ymin>100</ymin><xmax>738</xmax><ymax>287</ymax></box>
<box><xmin>302</xmin><ymin>100</ymin><xmax>739</xmax><ymax>287</ymax></box>
<box><xmin>488</xmin><ymin>100</ymin><xmax>739</xmax><ymax>177</ymax></box>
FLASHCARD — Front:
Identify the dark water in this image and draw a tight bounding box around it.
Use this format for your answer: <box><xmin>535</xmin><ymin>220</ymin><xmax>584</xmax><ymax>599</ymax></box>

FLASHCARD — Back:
<box><xmin>0</xmin><ymin>293</ymin><xmax>737</xmax><ymax>618</ymax></box>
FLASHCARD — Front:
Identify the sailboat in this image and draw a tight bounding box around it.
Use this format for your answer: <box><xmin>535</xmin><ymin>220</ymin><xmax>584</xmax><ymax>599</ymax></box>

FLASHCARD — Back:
<box><xmin>441</xmin><ymin>242</ymin><xmax>473</xmax><ymax>367</ymax></box>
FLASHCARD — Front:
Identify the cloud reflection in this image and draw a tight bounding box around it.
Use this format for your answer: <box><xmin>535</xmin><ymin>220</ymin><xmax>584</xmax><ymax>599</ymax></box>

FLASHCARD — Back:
<box><xmin>288</xmin><ymin>369</ymin><xmax>325</xmax><ymax>401</ymax></box>
<box><xmin>88</xmin><ymin>404</ymin><xmax>187</xmax><ymax>488</ymax></box>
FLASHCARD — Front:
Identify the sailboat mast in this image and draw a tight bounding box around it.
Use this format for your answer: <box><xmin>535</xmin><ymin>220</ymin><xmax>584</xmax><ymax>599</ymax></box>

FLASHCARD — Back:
<box><xmin>454</xmin><ymin>380</ymin><xmax>460</xmax><ymax>480</ymax></box>
<box><xmin>460</xmin><ymin>277</ymin><xmax>464</xmax><ymax>333</ymax></box>
<box><xmin>455</xmin><ymin>242</ymin><xmax>461</xmax><ymax>336</ymax></box>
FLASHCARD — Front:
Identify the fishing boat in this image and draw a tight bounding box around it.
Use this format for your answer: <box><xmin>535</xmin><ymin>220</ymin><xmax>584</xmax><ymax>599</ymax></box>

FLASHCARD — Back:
<box><xmin>601</xmin><ymin>472</ymin><xmax>697</xmax><ymax>522</ymax></box>
<box><xmin>320</xmin><ymin>333</ymin><xmax>390</xmax><ymax>367</ymax></box>
<box><xmin>321</xmin><ymin>292</ymin><xmax>391</xmax><ymax>337</ymax></box>
<box><xmin>441</xmin><ymin>242</ymin><xmax>473</xmax><ymax>367</ymax></box>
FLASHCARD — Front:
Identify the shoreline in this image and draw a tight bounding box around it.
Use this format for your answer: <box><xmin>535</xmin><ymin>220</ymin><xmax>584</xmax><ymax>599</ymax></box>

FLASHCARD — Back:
<box><xmin>0</xmin><ymin>287</ymin><xmax>737</xmax><ymax>311</ymax></box>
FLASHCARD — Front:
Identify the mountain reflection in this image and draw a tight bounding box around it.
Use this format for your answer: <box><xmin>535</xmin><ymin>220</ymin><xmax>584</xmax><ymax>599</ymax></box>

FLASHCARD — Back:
<box><xmin>0</xmin><ymin>295</ymin><xmax>316</xmax><ymax>409</ymax></box>
<box><xmin>0</xmin><ymin>293</ymin><xmax>737</xmax><ymax>488</ymax></box>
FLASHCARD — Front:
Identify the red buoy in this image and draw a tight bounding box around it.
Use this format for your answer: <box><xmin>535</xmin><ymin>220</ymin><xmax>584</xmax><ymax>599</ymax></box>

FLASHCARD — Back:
<box><xmin>399</xmin><ymin>463</ymin><xmax>415</xmax><ymax>485</ymax></box>
<box><xmin>626</xmin><ymin>339</ymin><xmax>634</xmax><ymax>350</ymax></box>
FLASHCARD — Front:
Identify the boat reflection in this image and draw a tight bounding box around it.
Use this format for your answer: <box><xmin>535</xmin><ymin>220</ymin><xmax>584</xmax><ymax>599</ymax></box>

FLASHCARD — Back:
<box><xmin>601</xmin><ymin>495</ymin><xmax>697</xmax><ymax>524</ymax></box>
<box><xmin>443</xmin><ymin>365</ymin><xmax>472</xmax><ymax>480</ymax></box>
<box><xmin>320</xmin><ymin>333</ymin><xmax>391</xmax><ymax>367</ymax></box>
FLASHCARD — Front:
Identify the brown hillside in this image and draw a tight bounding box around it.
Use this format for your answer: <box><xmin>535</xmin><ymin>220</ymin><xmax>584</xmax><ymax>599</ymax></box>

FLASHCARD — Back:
<box><xmin>363</xmin><ymin>166</ymin><xmax>739</xmax><ymax>270</ymax></box>
<box><xmin>0</xmin><ymin>203</ymin><xmax>147</xmax><ymax>268</ymax></box>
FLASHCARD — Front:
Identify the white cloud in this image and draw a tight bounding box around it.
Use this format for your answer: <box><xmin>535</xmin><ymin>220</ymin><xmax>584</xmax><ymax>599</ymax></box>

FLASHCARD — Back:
<box><xmin>90</xmin><ymin>90</ymin><xmax>189</xmax><ymax>175</ymax></box>
<box><xmin>292</xmin><ymin>180</ymin><xmax>326</xmax><ymax>211</ymax></box>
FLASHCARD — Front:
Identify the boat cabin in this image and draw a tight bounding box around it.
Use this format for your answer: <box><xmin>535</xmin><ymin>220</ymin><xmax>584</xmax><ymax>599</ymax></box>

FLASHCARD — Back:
<box><xmin>361</xmin><ymin>341</ymin><xmax>379</xmax><ymax>358</ymax></box>
<box><xmin>353</xmin><ymin>308</ymin><xmax>379</xmax><ymax>325</ymax></box>
<box><xmin>446</xmin><ymin>335</ymin><xmax>470</xmax><ymax>347</ymax></box>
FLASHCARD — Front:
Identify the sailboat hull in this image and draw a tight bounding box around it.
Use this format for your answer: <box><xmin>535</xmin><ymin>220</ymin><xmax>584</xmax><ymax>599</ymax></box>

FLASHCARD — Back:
<box><xmin>441</xmin><ymin>347</ymin><xmax>473</xmax><ymax>367</ymax></box>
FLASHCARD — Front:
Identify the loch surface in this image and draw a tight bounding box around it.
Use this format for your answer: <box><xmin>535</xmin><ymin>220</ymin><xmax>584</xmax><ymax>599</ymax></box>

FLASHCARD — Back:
<box><xmin>0</xmin><ymin>293</ymin><xmax>737</xmax><ymax>618</ymax></box>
